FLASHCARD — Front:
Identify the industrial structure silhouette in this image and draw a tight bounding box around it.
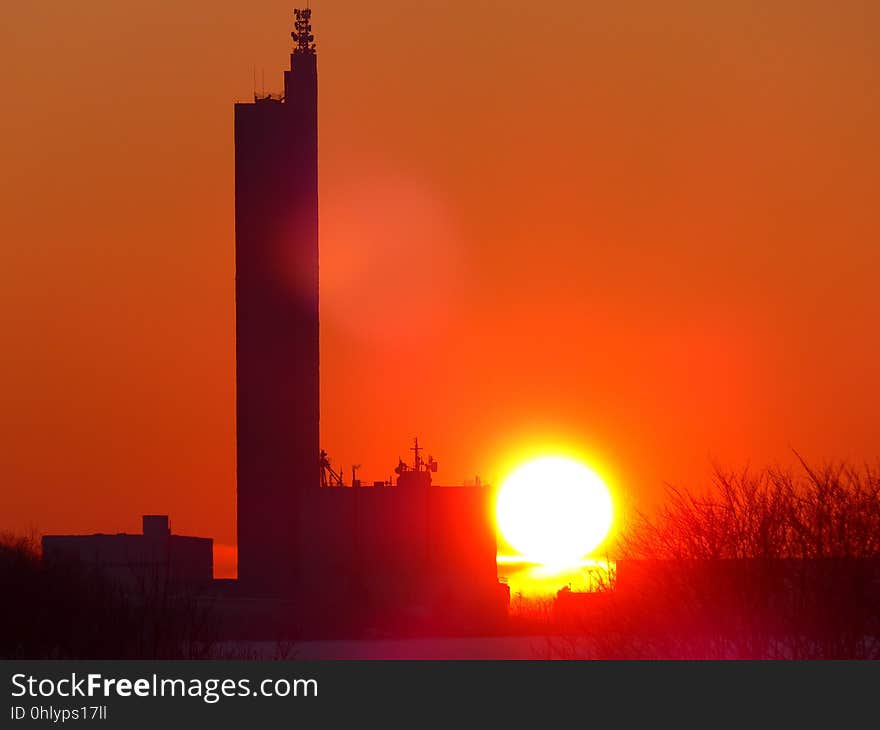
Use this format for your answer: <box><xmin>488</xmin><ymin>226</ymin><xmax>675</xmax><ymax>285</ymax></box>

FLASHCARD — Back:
<box><xmin>234</xmin><ymin>7</ymin><xmax>320</xmax><ymax>599</ymax></box>
<box><xmin>43</xmin><ymin>9</ymin><xmax>507</xmax><ymax>639</ymax></box>
<box><xmin>232</xmin><ymin>8</ymin><xmax>506</xmax><ymax>635</ymax></box>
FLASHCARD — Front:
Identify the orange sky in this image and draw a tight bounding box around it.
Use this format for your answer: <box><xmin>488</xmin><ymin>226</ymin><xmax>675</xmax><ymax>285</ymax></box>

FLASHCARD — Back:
<box><xmin>1</xmin><ymin>1</ymin><xmax>878</xmax><ymax>577</ymax></box>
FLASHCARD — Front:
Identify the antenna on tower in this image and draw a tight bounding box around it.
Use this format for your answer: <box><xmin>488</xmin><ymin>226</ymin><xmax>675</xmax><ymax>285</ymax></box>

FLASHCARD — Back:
<box><xmin>411</xmin><ymin>437</ymin><xmax>423</xmax><ymax>472</ymax></box>
<box><xmin>292</xmin><ymin>7</ymin><xmax>316</xmax><ymax>55</ymax></box>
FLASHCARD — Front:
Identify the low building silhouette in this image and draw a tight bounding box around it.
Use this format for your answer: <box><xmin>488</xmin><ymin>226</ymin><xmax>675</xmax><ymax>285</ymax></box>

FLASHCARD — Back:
<box><xmin>295</xmin><ymin>442</ymin><xmax>508</xmax><ymax>635</ymax></box>
<box><xmin>41</xmin><ymin>515</ymin><xmax>212</xmax><ymax>594</ymax></box>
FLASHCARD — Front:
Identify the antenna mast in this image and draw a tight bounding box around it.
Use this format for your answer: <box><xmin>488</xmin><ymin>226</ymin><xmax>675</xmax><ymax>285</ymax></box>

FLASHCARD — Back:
<box><xmin>411</xmin><ymin>437</ymin><xmax>423</xmax><ymax>472</ymax></box>
<box><xmin>292</xmin><ymin>8</ymin><xmax>316</xmax><ymax>55</ymax></box>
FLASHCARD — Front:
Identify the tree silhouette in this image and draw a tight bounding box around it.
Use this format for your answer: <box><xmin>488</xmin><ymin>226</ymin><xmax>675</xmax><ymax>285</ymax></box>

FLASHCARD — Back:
<box><xmin>553</xmin><ymin>461</ymin><xmax>880</xmax><ymax>659</ymax></box>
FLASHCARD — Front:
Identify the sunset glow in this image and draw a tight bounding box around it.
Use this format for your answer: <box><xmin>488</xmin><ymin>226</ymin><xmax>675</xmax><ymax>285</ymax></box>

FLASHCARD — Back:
<box><xmin>496</xmin><ymin>457</ymin><xmax>613</xmax><ymax>569</ymax></box>
<box><xmin>2</xmin><ymin>2</ymin><xmax>879</xmax><ymax>586</ymax></box>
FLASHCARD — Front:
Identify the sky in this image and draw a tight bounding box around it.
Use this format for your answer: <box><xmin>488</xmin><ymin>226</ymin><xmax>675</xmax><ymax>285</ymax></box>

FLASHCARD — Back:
<box><xmin>1</xmin><ymin>1</ymin><xmax>878</xmax><ymax>577</ymax></box>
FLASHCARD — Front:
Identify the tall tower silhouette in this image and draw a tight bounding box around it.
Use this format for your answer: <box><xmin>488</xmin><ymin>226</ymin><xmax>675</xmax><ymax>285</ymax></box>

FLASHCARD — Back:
<box><xmin>234</xmin><ymin>9</ymin><xmax>318</xmax><ymax>596</ymax></box>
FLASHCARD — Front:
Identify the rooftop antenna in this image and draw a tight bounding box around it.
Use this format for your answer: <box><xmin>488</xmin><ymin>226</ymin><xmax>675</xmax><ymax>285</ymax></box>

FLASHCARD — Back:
<box><xmin>411</xmin><ymin>437</ymin><xmax>423</xmax><ymax>472</ymax></box>
<box><xmin>292</xmin><ymin>7</ymin><xmax>316</xmax><ymax>55</ymax></box>
<box><xmin>319</xmin><ymin>450</ymin><xmax>344</xmax><ymax>487</ymax></box>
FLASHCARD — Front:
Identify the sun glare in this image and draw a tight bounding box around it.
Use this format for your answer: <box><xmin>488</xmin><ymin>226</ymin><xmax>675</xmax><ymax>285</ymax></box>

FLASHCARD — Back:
<box><xmin>496</xmin><ymin>456</ymin><xmax>613</xmax><ymax>569</ymax></box>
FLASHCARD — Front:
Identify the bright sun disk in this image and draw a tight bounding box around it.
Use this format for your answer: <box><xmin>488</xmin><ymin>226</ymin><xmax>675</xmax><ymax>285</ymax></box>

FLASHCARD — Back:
<box><xmin>496</xmin><ymin>456</ymin><xmax>613</xmax><ymax>568</ymax></box>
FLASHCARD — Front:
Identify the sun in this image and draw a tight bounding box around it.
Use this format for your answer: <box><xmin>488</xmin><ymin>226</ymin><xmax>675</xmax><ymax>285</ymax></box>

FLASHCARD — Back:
<box><xmin>496</xmin><ymin>456</ymin><xmax>613</xmax><ymax>568</ymax></box>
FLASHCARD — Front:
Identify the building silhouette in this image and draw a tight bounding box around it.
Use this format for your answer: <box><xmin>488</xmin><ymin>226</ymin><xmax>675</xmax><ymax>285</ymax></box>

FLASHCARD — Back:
<box><xmin>41</xmin><ymin>10</ymin><xmax>506</xmax><ymax>640</ymax></box>
<box><xmin>234</xmin><ymin>9</ymin><xmax>319</xmax><ymax>597</ymax></box>
<box><xmin>230</xmin><ymin>10</ymin><xmax>506</xmax><ymax>634</ymax></box>
<box><xmin>41</xmin><ymin>515</ymin><xmax>213</xmax><ymax>592</ymax></box>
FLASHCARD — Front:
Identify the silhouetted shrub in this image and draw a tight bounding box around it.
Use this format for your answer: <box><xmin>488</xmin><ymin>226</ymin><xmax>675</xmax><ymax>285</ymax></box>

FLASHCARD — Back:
<box><xmin>556</xmin><ymin>461</ymin><xmax>880</xmax><ymax>658</ymax></box>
